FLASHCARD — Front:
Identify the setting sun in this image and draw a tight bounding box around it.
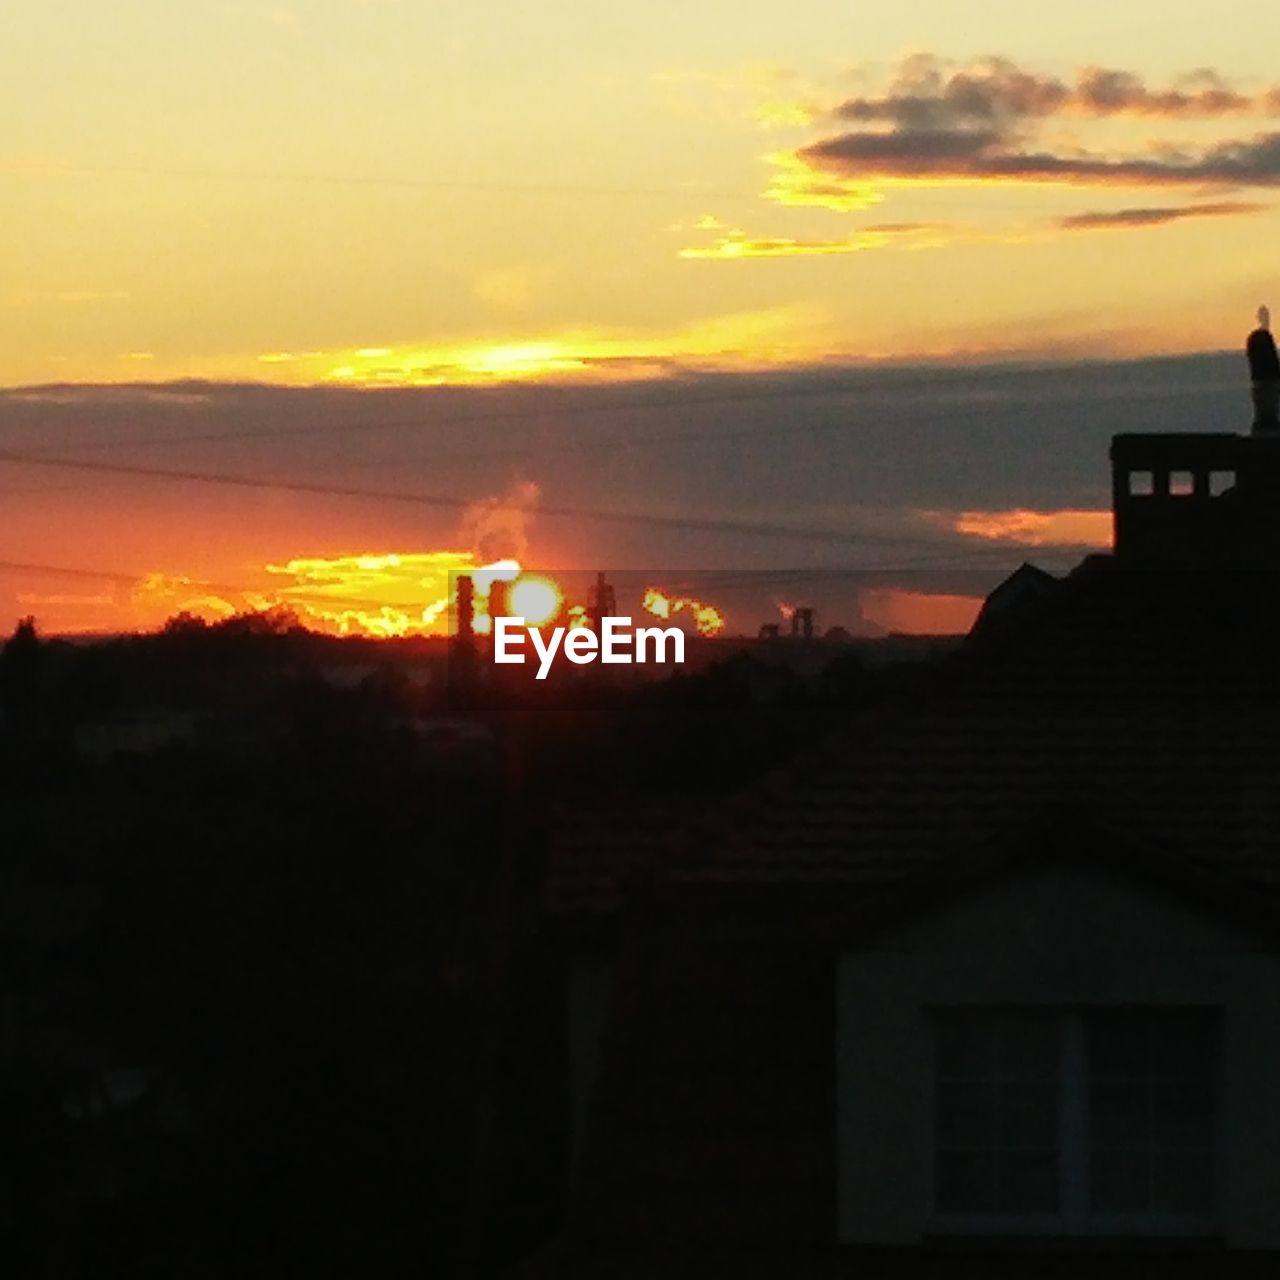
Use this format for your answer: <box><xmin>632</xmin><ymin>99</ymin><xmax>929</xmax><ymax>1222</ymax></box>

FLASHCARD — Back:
<box><xmin>507</xmin><ymin>575</ymin><xmax>564</xmax><ymax>627</ymax></box>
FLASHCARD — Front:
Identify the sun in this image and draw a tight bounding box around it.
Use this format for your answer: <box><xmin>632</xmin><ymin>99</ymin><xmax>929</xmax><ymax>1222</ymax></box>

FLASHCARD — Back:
<box><xmin>507</xmin><ymin>575</ymin><xmax>563</xmax><ymax>627</ymax></box>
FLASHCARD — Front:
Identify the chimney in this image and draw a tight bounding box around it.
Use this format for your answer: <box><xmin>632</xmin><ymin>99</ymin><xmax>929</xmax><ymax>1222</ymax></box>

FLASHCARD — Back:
<box><xmin>455</xmin><ymin>574</ymin><xmax>475</xmax><ymax>643</ymax></box>
<box><xmin>449</xmin><ymin>573</ymin><xmax>477</xmax><ymax>710</ymax></box>
<box><xmin>589</xmin><ymin>571</ymin><xmax>617</xmax><ymax>634</ymax></box>
<box><xmin>1109</xmin><ymin>432</ymin><xmax>1270</xmax><ymax>563</ymax></box>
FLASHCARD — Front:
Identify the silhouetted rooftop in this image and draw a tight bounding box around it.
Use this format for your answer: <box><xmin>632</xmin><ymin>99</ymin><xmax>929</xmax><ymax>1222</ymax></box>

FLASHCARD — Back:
<box><xmin>541</xmin><ymin>527</ymin><xmax>1280</xmax><ymax>1275</ymax></box>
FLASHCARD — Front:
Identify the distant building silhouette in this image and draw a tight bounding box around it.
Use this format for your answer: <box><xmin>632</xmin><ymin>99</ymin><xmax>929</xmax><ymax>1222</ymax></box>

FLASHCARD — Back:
<box><xmin>1110</xmin><ymin>431</ymin><xmax>1280</xmax><ymax>563</ymax></box>
<box><xmin>790</xmin><ymin>605</ymin><xmax>815</xmax><ymax>640</ymax></box>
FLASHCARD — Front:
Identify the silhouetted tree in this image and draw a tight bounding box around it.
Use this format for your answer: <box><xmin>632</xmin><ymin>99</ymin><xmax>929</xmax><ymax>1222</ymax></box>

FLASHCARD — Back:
<box><xmin>0</xmin><ymin>615</ymin><xmax>44</xmax><ymax>723</ymax></box>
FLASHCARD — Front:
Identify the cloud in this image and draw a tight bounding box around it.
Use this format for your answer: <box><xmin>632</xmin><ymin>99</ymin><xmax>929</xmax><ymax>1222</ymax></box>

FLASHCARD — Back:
<box><xmin>459</xmin><ymin>480</ymin><xmax>540</xmax><ymax>562</ymax></box>
<box><xmin>679</xmin><ymin>223</ymin><xmax>949</xmax><ymax>259</ymax></box>
<box><xmin>922</xmin><ymin>507</ymin><xmax>1113</xmax><ymax>548</ymax></box>
<box><xmin>861</xmin><ymin>221</ymin><xmax>938</xmax><ymax>234</ymax></box>
<box><xmin>1058</xmin><ymin>200</ymin><xmax>1268</xmax><ymax>230</ymax></box>
<box><xmin>765</xmin><ymin>149</ymin><xmax>883</xmax><ymax>211</ymax></box>
<box><xmin>833</xmin><ymin>54</ymin><xmax>1073</xmax><ymax>128</ymax></box>
<box><xmin>799</xmin><ymin>128</ymin><xmax>1280</xmax><ymax>187</ymax></box>
<box><xmin>781</xmin><ymin>54</ymin><xmax>1280</xmax><ymax>198</ymax></box>
<box><xmin>172</xmin><ymin>594</ymin><xmax>239</xmax><ymax>618</ymax></box>
<box><xmin>1073</xmin><ymin>66</ymin><xmax>1256</xmax><ymax>118</ymax></box>
<box><xmin>754</xmin><ymin>101</ymin><xmax>816</xmax><ymax>128</ymax></box>
<box><xmin>832</xmin><ymin>57</ymin><xmax>1264</xmax><ymax>129</ymax></box>
<box><xmin>16</xmin><ymin>591</ymin><xmax>117</xmax><ymax>608</ymax></box>
<box><xmin>1</xmin><ymin>384</ymin><xmax>214</xmax><ymax>407</ymax></box>
<box><xmin>211</xmin><ymin>307</ymin><xmax>833</xmax><ymax>387</ymax></box>
<box><xmin>264</xmin><ymin>552</ymin><xmax>469</xmax><ymax>637</ymax></box>
<box><xmin>858</xmin><ymin>587</ymin><xmax>983</xmax><ymax>635</ymax></box>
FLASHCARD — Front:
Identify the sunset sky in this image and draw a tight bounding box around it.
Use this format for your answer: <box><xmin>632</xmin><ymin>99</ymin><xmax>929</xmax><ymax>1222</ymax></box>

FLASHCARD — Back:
<box><xmin>2</xmin><ymin>3</ymin><xmax>1278</xmax><ymax>634</ymax></box>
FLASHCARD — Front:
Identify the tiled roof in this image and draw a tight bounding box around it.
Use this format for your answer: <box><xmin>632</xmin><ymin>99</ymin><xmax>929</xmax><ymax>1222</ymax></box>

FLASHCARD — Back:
<box><xmin>545</xmin><ymin>798</ymin><xmax>695</xmax><ymax>920</ymax></box>
<box><xmin>681</xmin><ymin>692</ymin><xmax>1280</xmax><ymax>898</ymax></box>
<box><xmin>547</xmin><ymin>560</ymin><xmax>1280</xmax><ymax>919</ymax></box>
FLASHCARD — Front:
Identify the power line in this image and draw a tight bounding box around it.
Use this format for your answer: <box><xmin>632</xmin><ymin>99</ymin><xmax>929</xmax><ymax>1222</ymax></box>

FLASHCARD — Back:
<box><xmin>651</xmin><ymin>550</ymin><xmax>1076</xmax><ymax>590</ymax></box>
<box><xmin>0</xmin><ymin>557</ymin><xmax>1021</xmax><ymax>595</ymax></box>
<box><xmin>0</xmin><ymin>447</ymin><xmax>997</xmax><ymax>554</ymax></box>
<box><xmin>0</xmin><ymin>446</ymin><xmax>1105</xmax><ymax>565</ymax></box>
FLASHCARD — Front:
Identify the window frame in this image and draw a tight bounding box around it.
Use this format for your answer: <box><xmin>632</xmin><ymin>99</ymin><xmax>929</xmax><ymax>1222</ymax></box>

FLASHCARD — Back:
<box><xmin>928</xmin><ymin>1006</ymin><xmax>1222</xmax><ymax>1239</ymax></box>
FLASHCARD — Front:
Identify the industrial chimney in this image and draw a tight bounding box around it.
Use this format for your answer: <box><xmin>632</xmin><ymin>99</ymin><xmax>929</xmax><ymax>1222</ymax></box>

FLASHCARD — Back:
<box><xmin>455</xmin><ymin>574</ymin><xmax>475</xmax><ymax>644</ymax></box>
<box><xmin>792</xmin><ymin>607</ymin><xmax>815</xmax><ymax>640</ymax></box>
<box><xmin>589</xmin><ymin>571</ymin><xmax>617</xmax><ymax>634</ymax></box>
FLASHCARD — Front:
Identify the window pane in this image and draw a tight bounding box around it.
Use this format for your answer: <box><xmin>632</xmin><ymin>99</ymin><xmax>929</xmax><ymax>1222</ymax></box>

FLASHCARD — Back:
<box><xmin>1000</xmin><ymin>1151</ymin><xmax>1058</xmax><ymax>1213</ymax></box>
<box><xmin>934</xmin><ymin>1010</ymin><xmax>1062</xmax><ymax>1217</ymax></box>
<box><xmin>1091</xmin><ymin>1150</ymin><xmax>1149</xmax><ymax>1214</ymax></box>
<box><xmin>1149</xmin><ymin>1013</ymin><xmax>1216</xmax><ymax>1082</ymax></box>
<box><xmin>936</xmin><ymin>1082</ymin><xmax>997</xmax><ymax>1146</ymax></box>
<box><xmin>1086</xmin><ymin>1009</ymin><xmax>1218</xmax><ymax>1220</ymax></box>
<box><xmin>936</xmin><ymin>1015</ymin><xmax>995</xmax><ymax>1079</ymax></box>
<box><xmin>936</xmin><ymin>1150</ymin><xmax>998</xmax><ymax>1213</ymax></box>
<box><xmin>1090</xmin><ymin>1080</ymin><xmax>1149</xmax><ymax>1147</ymax></box>
<box><xmin>1150</xmin><ymin>1079</ymin><xmax>1212</xmax><ymax>1148</ymax></box>
<box><xmin>999</xmin><ymin>1018</ymin><xmax>1058</xmax><ymax>1081</ymax></box>
<box><xmin>1152</xmin><ymin>1151</ymin><xmax>1212</xmax><ymax>1215</ymax></box>
<box><xmin>1000</xmin><ymin>1081</ymin><xmax>1058</xmax><ymax>1148</ymax></box>
<box><xmin>1089</xmin><ymin>1016</ymin><xmax>1149</xmax><ymax>1078</ymax></box>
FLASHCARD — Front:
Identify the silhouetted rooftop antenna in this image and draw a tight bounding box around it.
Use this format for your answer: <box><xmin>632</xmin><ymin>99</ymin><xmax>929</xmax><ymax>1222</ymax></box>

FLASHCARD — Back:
<box><xmin>1247</xmin><ymin>304</ymin><xmax>1280</xmax><ymax>434</ymax></box>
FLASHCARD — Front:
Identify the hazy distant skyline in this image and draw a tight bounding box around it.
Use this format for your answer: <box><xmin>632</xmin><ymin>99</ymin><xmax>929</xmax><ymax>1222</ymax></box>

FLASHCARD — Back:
<box><xmin>0</xmin><ymin>353</ymin><xmax>1248</xmax><ymax>635</ymax></box>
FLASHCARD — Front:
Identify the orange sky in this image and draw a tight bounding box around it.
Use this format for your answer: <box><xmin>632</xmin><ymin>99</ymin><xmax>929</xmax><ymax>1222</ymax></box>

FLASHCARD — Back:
<box><xmin>7</xmin><ymin>9</ymin><xmax>1280</xmax><ymax>388</ymax></box>
<box><xmin>3</xmin><ymin>6</ymin><xmax>1273</xmax><ymax>635</ymax></box>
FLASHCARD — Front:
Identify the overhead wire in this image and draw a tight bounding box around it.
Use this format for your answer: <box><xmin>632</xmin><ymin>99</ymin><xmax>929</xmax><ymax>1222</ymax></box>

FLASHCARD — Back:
<box><xmin>0</xmin><ymin>445</ymin><xmax>1028</xmax><ymax>555</ymax></box>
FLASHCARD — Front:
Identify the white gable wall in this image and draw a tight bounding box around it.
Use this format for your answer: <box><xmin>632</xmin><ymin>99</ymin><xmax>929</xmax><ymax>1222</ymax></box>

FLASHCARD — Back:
<box><xmin>836</xmin><ymin>862</ymin><xmax>1280</xmax><ymax>1248</ymax></box>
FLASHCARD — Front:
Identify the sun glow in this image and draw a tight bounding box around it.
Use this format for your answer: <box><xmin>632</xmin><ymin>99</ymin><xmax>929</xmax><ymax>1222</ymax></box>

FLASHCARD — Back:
<box><xmin>642</xmin><ymin>587</ymin><xmax>726</xmax><ymax>637</ymax></box>
<box><xmin>507</xmin><ymin>575</ymin><xmax>564</xmax><ymax>627</ymax></box>
<box><xmin>261</xmin><ymin>550</ymin><xmax>473</xmax><ymax>637</ymax></box>
<box><xmin>229</xmin><ymin>308</ymin><xmax>833</xmax><ymax>389</ymax></box>
<box><xmin>245</xmin><ymin>552</ymin><xmax>572</xmax><ymax>640</ymax></box>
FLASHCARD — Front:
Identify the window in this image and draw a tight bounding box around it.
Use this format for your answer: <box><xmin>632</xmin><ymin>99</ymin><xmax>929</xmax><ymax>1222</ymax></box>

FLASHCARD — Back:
<box><xmin>934</xmin><ymin>1011</ymin><xmax>1059</xmax><ymax>1213</ymax></box>
<box><xmin>1170</xmin><ymin>471</ymin><xmax>1195</xmax><ymax>496</ymax></box>
<box><xmin>1127</xmin><ymin>471</ymin><xmax>1154</xmax><ymax>496</ymax></box>
<box><xmin>1088</xmin><ymin>1010</ymin><xmax>1215</xmax><ymax>1216</ymax></box>
<box><xmin>932</xmin><ymin>1008</ymin><xmax>1217</xmax><ymax>1230</ymax></box>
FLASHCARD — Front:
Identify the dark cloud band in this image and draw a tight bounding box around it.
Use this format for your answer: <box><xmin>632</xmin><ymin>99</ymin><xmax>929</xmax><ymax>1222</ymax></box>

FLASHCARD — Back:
<box><xmin>790</xmin><ymin>56</ymin><xmax>1280</xmax><ymax>196</ymax></box>
<box><xmin>1059</xmin><ymin>200</ymin><xmax>1268</xmax><ymax>229</ymax></box>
